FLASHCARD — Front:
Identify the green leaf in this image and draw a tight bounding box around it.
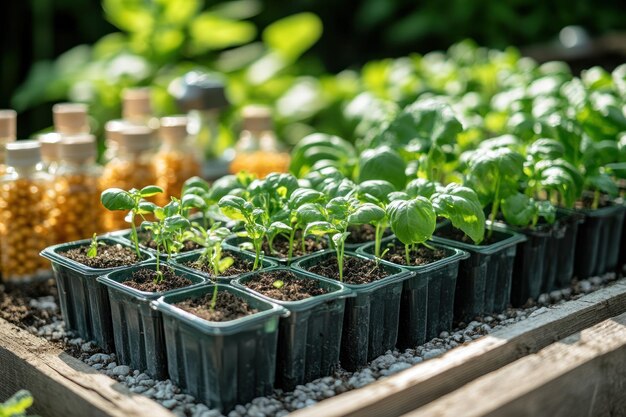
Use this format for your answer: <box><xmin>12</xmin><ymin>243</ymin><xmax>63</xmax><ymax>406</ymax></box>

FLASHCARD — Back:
<box><xmin>358</xmin><ymin>146</ymin><xmax>407</xmax><ymax>189</ymax></box>
<box><xmin>405</xmin><ymin>178</ymin><xmax>436</xmax><ymax>198</ymax></box>
<box><xmin>140</xmin><ymin>185</ymin><xmax>164</xmax><ymax>197</ymax></box>
<box><xmin>347</xmin><ymin>203</ymin><xmax>386</xmax><ymax>225</ymax></box>
<box><xmin>218</xmin><ymin>257</ymin><xmax>235</xmax><ymax>273</ymax></box>
<box><xmin>101</xmin><ymin>188</ymin><xmax>135</xmax><ymax>211</ymax></box>
<box><xmin>289</xmin><ymin>188</ymin><xmax>325</xmax><ymax>208</ymax></box>
<box><xmin>218</xmin><ymin>195</ymin><xmax>248</xmax><ymax>220</ymax></box>
<box><xmin>431</xmin><ymin>184</ymin><xmax>485</xmax><ymax>244</ymax></box>
<box><xmin>0</xmin><ymin>389</ymin><xmax>34</xmax><ymax>416</ymax></box>
<box><xmin>164</xmin><ymin>215</ymin><xmax>191</xmax><ymax>231</ymax></box>
<box><xmin>295</xmin><ymin>203</ymin><xmax>326</xmax><ymax>224</ymax></box>
<box><xmin>501</xmin><ymin>193</ymin><xmax>537</xmax><ymax>227</ymax></box>
<box><xmin>137</xmin><ymin>201</ymin><xmax>158</xmax><ymax>215</ymax></box>
<box><xmin>190</xmin><ymin>12</ymin><xmax>256</xmax><ymax>51</ymax></box>
<box><xmin>269</xmin><ymin>221</ymin><xmax>292</xmax><ymax>234</ymax></box>
<box><xmin>587</xmin><ymin>173</ymin><xmax>618</xmax><ymax>197</ymax></box>
<box><xmin>332</xmin><ymin>231</ymin><xmax>351</xmax><ymax>247</ymax></box>
<box><xmin>263</xmin><ymin>12</ymin><xmax>323</xmax><ymax>61</ymax></box>
<box><xmin>305</xmin><ymin>221</ymin><xmax>338</xmax><ymax>236</ymax></box>
<box><xmin>272</xmin><ymin>279</ymin><xmax>284</xmax><ymax>289</ymax></box>
<box><xmin>183</xmin><ymin>176</ymin><xmax>210</xmax><ymax>193</ymax></box>
<box><xmin>163</xmin><ymin>200</ymin><xmax>181</xmax><ymax>217</ymax></box>
<box><xmin>208</xmin><ymin>175</ymin><xmax>244</xmax><ymax>202</ymax></box>
<box><xmin>357</xmin><ymin>180</ymin><xmax>396</xmax><ymax>204</ymax></box>
<box><xmin>182</xmin><ymin>194</ymin><xmax>206</xmax><ymax>210</ymax></box>
<box><xmin>387</xmin><ymin>197</ymin><xmax>436</xmax><ymax>245</ymax></box>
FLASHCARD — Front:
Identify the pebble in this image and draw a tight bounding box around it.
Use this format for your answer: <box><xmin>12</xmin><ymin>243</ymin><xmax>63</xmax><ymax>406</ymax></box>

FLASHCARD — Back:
<box><xmin>81</xmin><ymin>341</ymin><xmax>96</xmax><ymax>352</ymax></box>
<box><xmin>529</xmin><ymin>307</ymin><xmax>550</xmax><ymax>318</ymax></box>
<box><xmin>579</xmin><ymin>280</ymin><xmax>592</xmax><ymax>293</ymax></box>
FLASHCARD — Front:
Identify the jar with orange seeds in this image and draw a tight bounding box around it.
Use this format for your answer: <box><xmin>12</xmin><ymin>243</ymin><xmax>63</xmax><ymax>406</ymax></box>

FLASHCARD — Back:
<box><xmin>100</xmin><ymin>126</ymin><xmax>157</xmax><ymax>231</ymax></box>
<box><xmin>0</xmin><ymin>110</ymin><xmax>16</xmax><ymax>179</ymax></box>
<box><xmin>153</xmin><ymin>116</ymin><xmax>201</xmax><ymax>205</ymax></box>
<box><xmin>0</xmin><ymin>140</ymin><xmax>54</xmax><ymax>282</ymax></box>
<box><xmin>229</xmin><ymin>106</ymin><xmax>290</xmax><ymax>178</ymax></box>
<box><xmin>51</xmin><ymin>135</ymin><xmax>102</xmax><ymax>243</ymax></box>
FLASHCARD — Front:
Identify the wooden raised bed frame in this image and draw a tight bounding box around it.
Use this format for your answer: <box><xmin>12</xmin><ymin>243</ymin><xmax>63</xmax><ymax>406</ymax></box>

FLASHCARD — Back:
<box><xmin>1</xmin><ymin>280</ymin><xmax>626</xmax><ymax>417</ymax></box>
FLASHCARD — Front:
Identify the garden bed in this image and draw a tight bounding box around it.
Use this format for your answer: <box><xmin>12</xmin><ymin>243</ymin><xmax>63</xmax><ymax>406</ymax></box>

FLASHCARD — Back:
<box><xmin>1</xmin><ymin>273</ymin><xmax>625</xmax><ymax>417</ymax></box>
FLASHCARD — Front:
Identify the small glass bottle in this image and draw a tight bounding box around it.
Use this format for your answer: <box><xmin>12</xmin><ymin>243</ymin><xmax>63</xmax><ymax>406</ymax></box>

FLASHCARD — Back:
<box><xmin>38</xmin><ymin>133</ymin><xmax>62</xmax><ymax>175</ymax></box>
<box><xmin>230</xmin><ymin>105</ymin><xmax>291</xmax><ymax>178</ymax></box>
<box><xmin>52</xmin><ymin>103</ymin><xmax>90</xmax><ymax>136</ymax></box>
<box><xmin>153</xmin><ymin>116</ymin><xmax>201</xmax><ymax>206</ymax></box>
<box><xmin>170</xmin><ymin>71</ymin><xmax>233</xmax><ymax>179</ymax></box>
<box><xmin>0</xmin><ymin>140</ymin><xmax>54</xmax><ymax>282</ymax></box>
<box><xmin>51</xmin><ymin>135</ymin><xmax>102</xmax><ymax>243</ymax></box>
<box><xmin>0</xmin><ymin>110</ymin><xmax>17</xmax><ymax>177</ymax></box>
<box><xmin>100</xmin><ymin>126</ymin><xmax>157</xmax><ymax>231</ymax></box>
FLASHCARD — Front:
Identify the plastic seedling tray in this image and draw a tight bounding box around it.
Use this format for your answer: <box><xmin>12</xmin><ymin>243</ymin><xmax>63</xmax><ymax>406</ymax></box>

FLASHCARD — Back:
<box><xmin>233</xmin><ymin>267</ymin><xmax>351</xmax><ymax>390</ymax></box>
<box><xmin>97</xmin><ymin>263</ymin><xmax>206</xmax><ymax>378</ymax></box>
<box><xmin>152</xmin><ymin>284</ymin><xmax>286</xmax><ymax>412</ymax></box>
<box><xmin>40</xmin><ymin>236</ymin><xmax>154</xmax><ymax>351</ymax></box>
<box><xmin>293</xmin><ymin>251</ymin><xmax>410</xmax><ymax>371</ymax></box>
<box><xmin>223</xmin><ymin>235</ymin><xmax>331</xmax><ymax>266</ymax></box>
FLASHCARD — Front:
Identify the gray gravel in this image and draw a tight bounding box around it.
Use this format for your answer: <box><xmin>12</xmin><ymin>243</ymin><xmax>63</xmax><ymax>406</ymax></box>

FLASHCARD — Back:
<box><xmin>23</xmin><ymin>272</ymin><xmax>619</xmax><ymax>417</ymax></box>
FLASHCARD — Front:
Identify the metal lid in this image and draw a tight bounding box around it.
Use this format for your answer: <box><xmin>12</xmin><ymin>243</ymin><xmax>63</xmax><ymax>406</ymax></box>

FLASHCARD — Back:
<box><xmin>169</xmin><ymin>71</ymin><xmax>229</xmax><ymax>112</ymax></box>
<box><xmin>6</xmin><ymin>140</ymin><xmax>41</xmax><ymax>167</ymax></box>
<box><xmin>0</xmin><ymin>110</ymin><xmax>17</xmax><ymax>141</ymax></box>
<box><xmin>241</xmin><ymin>105</ymin><xmax>273</xmax><ymax>131</ymax></box>
<box><xmin>59</xmin><ymin>134</ymin><xmax>97</xmax><ymax>161</ymax></box>
<box><xmin>38</xmin><ymin>133</ymin><xmax>62</xmax><ymax>162</ymax></box>
<box><xmin>122</xmin><ymin>88</ymin><xmax>152</xmax><ymax>120</ymax></box>
<box><xmin>118</xmin><ymin>125</ymin><xmax>154</xmax><ymax>152</ymax></box>
<box><xmin>53</xmin><ymin>103</ymin><xmax>89</xmax><ymax>135</ymax></box>
<box><xmin>159</xmin><ymin>116</ymin><xmax>188</xmax><ymax>144</ymax></box>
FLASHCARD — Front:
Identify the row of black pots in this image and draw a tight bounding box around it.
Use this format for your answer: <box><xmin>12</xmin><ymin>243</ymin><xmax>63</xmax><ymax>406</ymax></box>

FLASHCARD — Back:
<box><xmin>40</xmin><ymin>234</ymin><xmax>469</xmax><ymax>411</ymax></box>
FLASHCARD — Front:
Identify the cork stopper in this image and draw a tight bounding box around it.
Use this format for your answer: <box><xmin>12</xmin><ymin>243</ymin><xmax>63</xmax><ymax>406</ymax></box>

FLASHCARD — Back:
<box><xmin>118</xmin><ymin>125</ymin><xmax>154</xmax><ymax>153</ymax></box>
<box><xmin>170</xmin><ymin>71</ymin><xmax>229</xmax><ymax>112</ymax></box>
<box><xmin>53</xmin><ymin>103</ymin><xmax>89</xmax><ymax>135</ymax></box>
<box><xmin>122</xmin><ymin>88</ymin><xmax>152</xmax><ymax>120</ymax></box>
<box><xmin>6</xmin><ymin>140</ymin><xmax>41</xmax><ymax>167</ymax></box>
<box><xmin>105</xmin><ymin>119</ymin><xmax>128</xmax><ymax>145</ymax></box>
<box><xmin>38</xmin><ymin>133</ymin><xmax>62</xmax><ymax>163</ymax></box>
<box><xmin>0</xmin><ymin>110</ymin><xmax>17</xmax><ymax>141</ymax></box>
<box><xmin>242</xmin><ymin>105</ymin><xmax>273</xmax><ymax>131</ymax></box>
<box><xmin>159</xmin><ymin>116</ymin><xmax>188</xmax><ymax>144</ymax></box>
<box><xmin>59</xmin><ymin>134</ymin><xmax>97</xmax><ymax>162</ymax></box>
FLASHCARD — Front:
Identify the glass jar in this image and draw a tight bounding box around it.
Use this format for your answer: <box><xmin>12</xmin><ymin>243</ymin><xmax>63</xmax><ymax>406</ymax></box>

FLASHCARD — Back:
<box><xmin>100</xmin><ymin>125</ymin><xmax>156</xmax><ymax>231</ymax></box>
<box><xmin>51</xmin><ymin>135</ymin><xmax>102</xmax><ymax>243</ymax></box>
<box><xmin>0</xmin><ymin>140</ymin><xmax>54</xmax><ymax>282</ymax></box>
<box><xmin>52</xmin><ymin>103</ymin><xmax>90</xmax><ymax>136</ymax></box>
<box><xmin>0</xmin><ymin>110</ymin><xmax>17</xmax><ymax>177</ymax></box>
<box><xmin>153</xmin><ymin>116</ymin><xmax>201</xmax><ymax>206</ymax></box>
<box><xmin>38</xmin><ymin>133</ymin><xmax>62</xmax><ymax>175</ymax></box>
<box><xmin>230</xmin><ymin>105</ymin><xmax>291</xmax><ymax>178</ymax></box>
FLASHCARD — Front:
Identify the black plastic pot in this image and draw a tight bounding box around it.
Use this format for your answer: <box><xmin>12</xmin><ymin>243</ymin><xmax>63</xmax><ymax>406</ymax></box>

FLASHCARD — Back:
<box><xmin>357</xmin><ymin>239</ymin><xmax>468</xmax><ymax>345</ymax></box>
<box><xmin>293</xmin><ymin>251</ymin><xmax>410</xmax><ymax>371</ymax></box>
<box><xmin>40</xmin><ymin>237</ymin><xmax>154</xmax><ymax>351</ymax></box>
<box><xmin>233</xmin><ymin>268</ymin><xmax>351</xmax><ymax>390</ymax></box>
<box><xmin>574</xmin><ymin>203</ymin><xmax>626</xmax><ymax>279</ymax></box>
<box><xmin>97</xmin><ymin>263</ymin><xmax>206</xmax><ymax>378</ymax></box>
<box><xmin>543</xmin><ymin>209</ymin><xmax>584</xmax><ymax>292</ymax></box>
<box><xmin>152</xmin><ymin>284</ymin><xmax>286</xmax><ymax>412</ymax></box>
<box><xmin>224</xmin><ymin>235</ymin><xmax>329</xmax><ymax>266</ymax></box>
<box><xmin>172</xmin><ymin>248</ymin><xmax>278</xmax><ymax>284</ymax></box>
<box><xmin>430</xmin><ymin>223</ymin><xmax>526</xmax><ymax>322</ymax></box>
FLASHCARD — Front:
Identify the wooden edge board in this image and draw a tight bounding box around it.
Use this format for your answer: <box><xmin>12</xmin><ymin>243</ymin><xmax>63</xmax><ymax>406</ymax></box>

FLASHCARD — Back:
<box><xmin>403</xmin><ymin>311</ymin><xmax>626</xmax><ymax>417</ymax></box>
<box><xmin>0</xmin><ymin>319</ymin><xmax>175</xmax><ymax>417</ymax></box>
<box><xmin>291</xmin><ymin>280</ymin><xmax>626</xmax><ymax>417</ymax></box>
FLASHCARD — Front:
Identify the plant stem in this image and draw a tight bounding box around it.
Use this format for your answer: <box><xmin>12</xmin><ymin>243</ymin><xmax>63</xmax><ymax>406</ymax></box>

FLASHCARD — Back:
<box><xmin>488</xmin><ymin>176</ymin><xmax>501</xmax><ymax>239</ymax></box>
<box><xmin>592</xmin><ymin>189</ymin><xmax>600</xmax><ymax>210</ymax></box>
<box><xmin>130</xmin><ymin>213</ymin><xmax>141</xmax><ymax>258</ymax></box>
<box><xmin>374</xmin><ymin>222</ymin><xmax>382</xmax><ymax>258</ymax></box>
<box><xmin>210</xmin><ymin>285</ymin><xmax>218</xmax><ymax>311</ymax></box>
<box><xmin>253</xmin><ymin>239</ymin><xmax>261</xmax><ymax>270</ymax></box>
<box><xmin>337</xmin><ymin>243</ymin><xmax>344</xmax><ymax>282</ymax></box>
<box><xmin>287</xmin><ymin>227</ymin><xmax>296</xmax><ymax>264</ymax></box>
<box><xmin>405</xmin><ymin>244</ymin><xmax>410</xmax><ymax>266</ymax></box>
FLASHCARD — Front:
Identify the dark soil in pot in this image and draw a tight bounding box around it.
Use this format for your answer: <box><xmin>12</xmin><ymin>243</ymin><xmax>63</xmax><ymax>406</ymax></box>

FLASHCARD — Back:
<box><xmin>182</xmin><ymin>250</ymin><xmax>255</xmax><ymax>277</ymax></box>
<box><xmin>434</xmin><ymin>227</ymin><xmax>505</xmax><ymax>246</ymax></box>
<box><xmin>137</xmin><ymin>230</ymin><xmax>200</xmax><ymax>252</ymax></box>
<box><xmin>242</xmin><ymin>270</ymin><xmax>328</xmax><ymax>301</ymax></box>
<box><xmin>260</xmin><ymin>234</ymin><xmax>327</xmax><ymax>259</ymax></box>
<box><xmin>120</xmin><ymin>267</ymin><xmax>193</xmax><ymax>292</ymax></box>
<box><xmin>345</xmin><ymin>224</ymin><xmax>391</xmax><ymax>245</ymax></box>
<box><xmin>378</xmin><ymin>244</ymin><xmax>448</xmax><ymax>267</ymax></box>
<box><xmin>308</xmin><ymin>256</ymin><xmax>392</xmax><ymax>284</ymax></box>
<box><xmin>175</xmin><ymin>291</ymin><xmax>257</xmax><ymax>322</ymax></box>
<box><xmin>61</xmin><ymin>242</ymin><xmax>140</xmax><ymax>269</ymax></box>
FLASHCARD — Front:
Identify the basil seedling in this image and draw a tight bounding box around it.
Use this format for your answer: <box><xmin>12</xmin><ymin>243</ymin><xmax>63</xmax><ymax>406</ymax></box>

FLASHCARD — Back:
<box><xmin>387</xmin><ymin>197</ymin><xmax>437</xmax><ymax>264</ymax></box>
<box><xmin>100</xmin><ymin>186</ymin><xmax>163</xmax><ymax>257</ymax></box>
<box><xmin>86</xmin><ymin>233</ymin><xmax>105</xmax><ymax>259</ymax></box>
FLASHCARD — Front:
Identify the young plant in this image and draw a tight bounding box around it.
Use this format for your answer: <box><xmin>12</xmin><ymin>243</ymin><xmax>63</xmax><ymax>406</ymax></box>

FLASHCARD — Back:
<box><xmin>286</xmin><ymin>188</ymin><xmax>326</xmax><ymax>262</ymax></box>
<box><xmin>190</xmin><ymin>223</ymin><xmax>233</xmax><ymax>310</ymax></box>
<box><xmin>100</xmin><ymin>186</ymin><xmax>163</xmax><ymax>257</ymax></box>
<box><xmin>86</xmin><ymin>233</ymin><xmax>105</xmax><ymax>259</ymax></box>
<box><xmin>387</xmin><ymin>197</ymin><xmax>437</xmax><ymax>265</ymax></box>
<box><xmin>0</xmin><ymin>390</ymin><xmax>34</xmax><ymax>417</ymax></box>
<box><xmin>141</xmin><ymin>199</ymin><xmax>191</xmax><ymax>283</ymax></box>
<box><xmin>306</xmin><ymin>197</ymin><xmax>385</xmax><ymax>281</ymax></box>
<box><xmin>218</xmin><ymin>195</ymin><xmax>266</xmax><ymax>270</ymax></box>
<box><xmin>430</xmin><ymin>183</ymin><xmax>486</xmax><ymax>244</ymax></box>
<box><xmin>355</xmin><ymin>180</ymin><xmax>396</xmax><ymax>257</ymax></box>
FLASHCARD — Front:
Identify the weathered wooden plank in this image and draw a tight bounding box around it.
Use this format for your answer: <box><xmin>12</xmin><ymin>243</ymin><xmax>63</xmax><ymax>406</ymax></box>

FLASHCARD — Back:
<box><xmin>291</xmin><ymin>280</ymin><xmax>626</xmax><ymax>417</ymax></box>
<box><xmin>0</xmin><ymin>318</ymin><xmax>175</xmax><ymax>417</ymax></box>
<box><xmin>404</xmin><ymin>312</ymin><xmax>626</xmax><ymax>417</ymax></box>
